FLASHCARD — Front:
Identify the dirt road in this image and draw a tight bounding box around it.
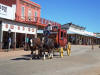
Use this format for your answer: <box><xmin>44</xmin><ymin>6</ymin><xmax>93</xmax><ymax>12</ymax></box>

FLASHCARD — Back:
<box><xmin>0</xmin><ymin>45</ymin><xmax>100</xmax><ymax>75</ymax></box>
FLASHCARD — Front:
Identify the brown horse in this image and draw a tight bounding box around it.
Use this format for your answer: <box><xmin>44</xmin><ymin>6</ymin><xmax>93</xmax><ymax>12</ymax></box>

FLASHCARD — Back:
<box><xmin>42</xmin><ymin>37</ymin><xmax>55</xmax><ymax>59</ymax></box>
<box><xmin>29</xmin><ymin>37</ymin><xmax>55</xmax><ymax>59</ymax></box>
<box><xmin>29</xmin><ymin>38</ymin><xmax>43</xmax><ymax>59</ymax></box>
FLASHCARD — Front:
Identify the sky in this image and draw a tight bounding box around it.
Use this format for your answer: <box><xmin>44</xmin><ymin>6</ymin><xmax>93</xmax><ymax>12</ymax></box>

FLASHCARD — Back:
<box><xmin>31</xmin><ymin>0</ymin><xmax>100</xmax><ymax>32</ymax></box>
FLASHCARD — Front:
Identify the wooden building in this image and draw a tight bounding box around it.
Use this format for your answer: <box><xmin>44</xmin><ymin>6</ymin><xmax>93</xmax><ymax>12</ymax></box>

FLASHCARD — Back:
<box><xmin>62</xmin><ymin>23</ymin><xmax>100</xmax><ymax>45</ymax></box>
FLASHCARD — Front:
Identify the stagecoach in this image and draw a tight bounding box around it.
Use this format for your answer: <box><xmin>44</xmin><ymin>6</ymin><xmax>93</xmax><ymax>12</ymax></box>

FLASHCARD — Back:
<box><xmin>29</xmin><ymin>24</ymin><xmax>68</xmax><ymax>59</ymax></box>
<box><xmin>48</xmin><ymin>25</ymin><xmax>67</xmax><ymax>48</ymax></box>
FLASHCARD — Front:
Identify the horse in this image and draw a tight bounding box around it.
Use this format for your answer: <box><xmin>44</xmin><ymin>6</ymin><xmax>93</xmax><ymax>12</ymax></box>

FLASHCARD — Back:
<box><xmin>29</xmin><ymin>37</ymin><xmax>55</xmax><ymax>60</ymax></box>
<box><xmin>42</xmin><ymin>37</ymin><xmax>55</xmax><ymax>59</ymax></box>
<box><xmin>29</xmin><ymin>38</ymin><xmax>43</xmax><ymax>59</ymax></box>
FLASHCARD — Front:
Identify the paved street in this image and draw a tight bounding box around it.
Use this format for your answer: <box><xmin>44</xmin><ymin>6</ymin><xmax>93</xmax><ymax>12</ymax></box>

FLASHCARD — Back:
<box><xmin>0</xmin><ymin>45</ymin><xmax>100</xmax><ymax>75</ymax></box>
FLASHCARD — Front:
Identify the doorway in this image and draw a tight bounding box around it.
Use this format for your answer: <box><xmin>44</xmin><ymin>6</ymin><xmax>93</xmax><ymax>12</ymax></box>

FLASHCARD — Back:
<box><xmin>16</xmin><ymin>33</ymin><xmax>25</xmax><ymax>48</ymax></box>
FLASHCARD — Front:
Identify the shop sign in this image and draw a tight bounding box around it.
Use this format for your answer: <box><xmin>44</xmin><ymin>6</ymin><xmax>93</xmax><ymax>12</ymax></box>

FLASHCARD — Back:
<box><xmin>0</xmin><ymin>3</ymin><xmax>16</xmax><ymax>20</ymax></box>
<box><xmin>2</xmin><ymin>23</ymin><xmax>36</xmax><ymax>34</ymax></box>
<box><xmin>0</xmin><ymin>4</ymin><xmax>7</xmax><ymax>15</ymax></box>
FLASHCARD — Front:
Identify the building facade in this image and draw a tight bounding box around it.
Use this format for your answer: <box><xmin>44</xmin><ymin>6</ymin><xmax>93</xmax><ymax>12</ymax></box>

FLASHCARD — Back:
<box><xmin>62</xmin><ymin>23</ymin><xmax>100</xmax><ymax>45</ymax></box>
<box><xmin>0</xmin><ymin>0</ymin><xmax>40</xmax><ymax>50</ymax></box>
<box><xmin>0</xmin><ymin>0</ymin><xmax>61</xmax><ymax>51</ymax></box>
<box><xmin>15</xmin><ymin>0</ymin><xmax>41</xmax><ymax>23</ymax></box>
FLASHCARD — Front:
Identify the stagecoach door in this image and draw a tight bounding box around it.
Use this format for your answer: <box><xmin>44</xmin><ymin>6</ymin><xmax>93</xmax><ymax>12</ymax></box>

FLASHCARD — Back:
<box><xmin>59</xmin><ymin>31</ymin><xmax>67</xmax><ymax>47</ymax></box>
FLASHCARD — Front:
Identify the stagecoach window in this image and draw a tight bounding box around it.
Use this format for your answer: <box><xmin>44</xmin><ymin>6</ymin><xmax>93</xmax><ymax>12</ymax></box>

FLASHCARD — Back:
<box><xmin>61</xmin><ymin>32</ymin><xmax>63</xmax><ymax>39</ymax></box>
<box><xmin>54</xmin><ymin>26</ymin><xmax>58</xmax><ymax>29</ymax></box>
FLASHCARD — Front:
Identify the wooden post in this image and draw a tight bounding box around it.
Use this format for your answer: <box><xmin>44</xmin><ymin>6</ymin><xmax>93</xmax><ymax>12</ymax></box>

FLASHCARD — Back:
<box><xmin>0</xmin><ymin>21</ymin><xmax>3</xmax><ymax>51</ymax></box>
<box><xmin>92</xmin><ymin>38</ymin><xmax>94</xmax><ymax>50</ymax></box>
<box><xmin>25</xmin><ymin>33</ymin><xmax>27</xmax><ymax>50</ymax></box>
<box><xmin>0</xmin><ymin>30</ymin><xmax>3</xmax><ymax>51</ymax></box>
<box><xmin>14</xmin><ymin>32</ymin><xmax>16</xmax><ymax>50</ymax></box>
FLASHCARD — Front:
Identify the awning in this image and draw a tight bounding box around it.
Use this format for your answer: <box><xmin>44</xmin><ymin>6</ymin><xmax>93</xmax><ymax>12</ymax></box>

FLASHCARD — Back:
<box><xmin>68</xmin><ymin>27</ymin><xmax>95</xmax><ymax>37</ymax></box>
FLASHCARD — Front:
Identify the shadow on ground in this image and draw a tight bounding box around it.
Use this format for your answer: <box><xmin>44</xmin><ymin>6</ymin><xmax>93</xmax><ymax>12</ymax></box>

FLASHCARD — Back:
<box><xmin>11</xmin><ymin>57</ymin><xmax>30</xmax><ymax>60</ymax></box>
<box><xmin>10</xmin><ymin>53</ymin><xmax>66</xmax><ymax>61</ymax></box>
<box><xmin>11</xmin><ymin>54</ymin><xmax>41</xmax><ymax>61</ymax></box>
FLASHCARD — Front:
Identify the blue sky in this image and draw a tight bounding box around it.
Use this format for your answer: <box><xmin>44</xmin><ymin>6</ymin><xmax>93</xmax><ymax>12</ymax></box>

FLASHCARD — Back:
<box><xmin>31</xmin><ymin>0</ymin><xmax>100</xmax><ymax>32</ymax></box>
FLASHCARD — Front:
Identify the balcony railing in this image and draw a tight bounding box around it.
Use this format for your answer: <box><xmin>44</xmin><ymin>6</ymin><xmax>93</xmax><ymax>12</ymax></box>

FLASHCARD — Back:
<box><xmin>15</xmin><ymin>14</ymin><xmax>61</xmax><ymax>27</ymax></box>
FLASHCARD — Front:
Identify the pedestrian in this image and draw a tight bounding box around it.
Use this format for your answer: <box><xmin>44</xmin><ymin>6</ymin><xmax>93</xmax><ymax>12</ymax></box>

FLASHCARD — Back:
<box><xmin>25</xmin><ymin>37</ymin><xmax>29</xmax><ymax>50</ymax></box>
<box><xmin>7</xmin><ymin>37</ymin><xmax>11</xmax><ymax>51</ymax></box>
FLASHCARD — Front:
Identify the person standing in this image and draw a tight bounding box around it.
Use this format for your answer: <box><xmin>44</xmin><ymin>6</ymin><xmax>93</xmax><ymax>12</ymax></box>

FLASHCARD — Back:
<box><xmin>25</xmin><ymin>36</ymin><xmax>29</xmax><ymax>50</ymax></box>
<box><xmin>7</xmin><ymin>37</ymin><xmax>11</xmax><ymax>51</ymax></box>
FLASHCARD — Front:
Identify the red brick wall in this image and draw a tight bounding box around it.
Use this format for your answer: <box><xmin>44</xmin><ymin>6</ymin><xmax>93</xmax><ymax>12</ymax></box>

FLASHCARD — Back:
<box><xmin>0</xmin><ymin>0</ymin><xmax>16</xmax><ymax>6</ymax></box>
<box><xmin>16</xmin><ymin>0</ymin><xmax>41</xmax><ymax>21</ymax></box>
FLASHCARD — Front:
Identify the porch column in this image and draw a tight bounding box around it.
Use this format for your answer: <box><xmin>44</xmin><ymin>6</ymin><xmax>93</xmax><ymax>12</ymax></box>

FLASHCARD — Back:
<box><xmin>84</xmin><ymin>36</ymin><xmax>86</xmax><ymax>45</ymax></box>
<box><xmin>13</xmin><ymin>32</ymin><xmax>16</xmax><ymax>50</ymax></box>
<box><xmin>25</xmin><ymin>33</ymin><xmax>27</xmax><ymax>50</ymax></box>
<box><xmin>75</xmin><ymin>34</ymin><xmax>77</xmax><ymax>44</ymax></box>
<box><xmin>80</xmin><ymin>35</ymin><xmax>82</xmax><ymax>45</ymax></box>
<box><xmin>76</xmin><ymin>34</ymin><xmax>78</xmax><ymax>45</ymax></box>
<box><xmin>0</xmin><ymin>30</ymin><xmax>3</xmax><ymax>50</ymax></box>
<box><xmin>79</xmin><ymin>35</ymin><xmax>81</xmax><ymax>45</ymax></box>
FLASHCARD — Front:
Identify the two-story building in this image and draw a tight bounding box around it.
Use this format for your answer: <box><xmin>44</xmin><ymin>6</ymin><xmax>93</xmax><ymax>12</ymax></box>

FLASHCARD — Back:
<box><xmin>0</xmin><ymin>0</ymin><xmax>61</xmax><ymax>51</ymax></box>
<box><xmin>0</xmin><ymin>0</ymin><xmax>40</xmax><ymax>50</ymax></box>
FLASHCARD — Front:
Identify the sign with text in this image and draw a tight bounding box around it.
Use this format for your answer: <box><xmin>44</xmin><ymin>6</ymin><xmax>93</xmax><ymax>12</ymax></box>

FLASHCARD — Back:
<box><xmin>2</xmin><ymin>22</ymin><xmax>37</xmax><ymax>35</ymax></box>
<box><xmin>0</xmin><ymin>4</ymin><xmax>7</xmax><ymax>15</ymax></box>
<box><xmin>0</xmin><ymin>3</ymin><xmax>16</xmax><ymax>20</ymax></box>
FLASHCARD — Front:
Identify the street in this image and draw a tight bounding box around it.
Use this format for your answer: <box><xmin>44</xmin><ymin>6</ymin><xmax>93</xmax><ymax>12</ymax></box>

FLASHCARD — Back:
<box><xmin>0</xmin><ymin>45</ymin><xmax>100</xmax><ymax>75</ymax></box>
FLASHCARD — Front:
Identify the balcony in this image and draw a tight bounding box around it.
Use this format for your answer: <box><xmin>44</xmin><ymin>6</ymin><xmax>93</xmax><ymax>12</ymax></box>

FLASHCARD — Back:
<box><xmin>15</xmin><ymin>14</ymin><xmax>61</xmax><ymax>28</ymax></box>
